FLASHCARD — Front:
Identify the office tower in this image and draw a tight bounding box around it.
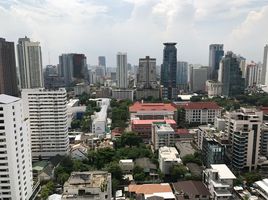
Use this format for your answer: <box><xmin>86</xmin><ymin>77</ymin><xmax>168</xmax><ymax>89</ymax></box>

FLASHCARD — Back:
<box><xmin>161</xmin><ymin>43</ymin><xmax>177</xmax><ymax>99</ymax></box>
<box><xmin>225</xmin><ymin>108</ymin><xmax>263</xmax><ymax>171</ymax></box>
<box><xmin>98</xmin><ymin>56</ymin><xmax>106</xmax><ymax>75</ymax></box>
<box><xmin>137</xmin><ymin>56</ymin><xmax>157</xmax><ymax>89</ymax></box>
<box><xmin>202</xmin><ymin>138</ymin><xmax>224</xmax><ymax>167</ymax></box>
<box><xmin>176</xmin><ymin>61</ymin><xmax>188</xmax><ymax>91</ymax></box>
<box><xmin>218</xmin><ymin>51</ymin><xmax>245</xmax><ymax>97</ymax></box>
<box><xmin>245</xmin><ymin>62</ymin><xmax>262</xmax><ymax>87</ymax></box>
<box><xmin>0</xmin><ymin>38</ymin><xmax>19</xmax><ymax>96</ymax></box>
<box><xmin>261</xmin><ymin>44</ymin><xmax>268</xmax><ymax>85</ymax></box>
<box><xmin>17</xmin><ymin>36</ymin><xmax>43</xmax><ymax>89</ymax></box>
<box><xmin>238</xmin><ymin>56</ymin><xmax>247</xmax><ymax>78</ymax></box>
<box><xmin>0</xmin><ymin>94</ymin><xmax>33</xmax><ymax>200</ymax></box>
<box><xmin>191</xmin><ymin>66</ymin><xmax>208</xmax><ymax>92</ymax></box>
<box><xmin>209</xmin><ymin>44</ymin><xmax>224</xmax><ymax>80</ymax></box>
<box><xmin>116</xmin><ymin>52</ymin><xmax>128</xmax><ymax>89</ymax></box>
<box><xmin>59</xmin><ymin>53</ymin><xmax>87</xmax><ymax>86</ymax></box>
<box><xmin>22</xmin><ymin>88</ymin><xmax>69</xmax><ymax>160</ymax></box>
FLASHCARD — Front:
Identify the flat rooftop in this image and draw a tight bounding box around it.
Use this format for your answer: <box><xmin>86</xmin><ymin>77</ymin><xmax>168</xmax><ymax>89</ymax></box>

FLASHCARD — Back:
<box><xmin>0</xmin><ymin>94</ymin><xmax>20</xmax><ymax>104</ymax></box>
<box><xmin>211</xmin><ymin>164</ymin><xmax>236</xmax><ymax>179</ymax></box>
<box><xmin>132</xmin><ymin>119</ymin><xmax>176</xmax><ymax>125</ymax></box>
<box><xmin>129</xmin><ymin>102</ymin><xmax>176</xmax><ymax>112</ymax></box>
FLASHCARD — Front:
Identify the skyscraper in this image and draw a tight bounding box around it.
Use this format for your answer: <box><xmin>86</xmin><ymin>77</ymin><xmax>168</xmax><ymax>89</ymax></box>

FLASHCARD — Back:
<box><xmin>176</xmin><ymin>61</ymin><xmax>188</xmax><ymax>91</ymax></box>
<box><xmin>17</xmin><ymin>36</ymin><xmax>43</xmax><ymax>89</ymax></box>
<box><xmin>218</xmin><ymin>51</ymin><xmax>245</xmax><ymax>97</ymax></box>
<box><xmin>116</xmin><ymin>52</ymin><xmax>128</xmax><ymax>89</ymax></box>
<box><xmin>98</xmin><ymin>56</ymin><xmax>106</xmax><ymax>75</ymax></box>
<box><xmin>245</xmin><ymin>62</ymin><xmax>262</xmax><ymax>87</ymax></box>
<box><xmin>22</xmin><ymin>88</ymin><xmax>69</xmax><ymax>160</ymax></box>
<box><xmin>191</xmin><ymin>66</ymin><xmax>208</xmax><ymax>92</ymax></box>
<box><xmin>0</xmin><ymin>94</ymin><xmax>33</xmax><ymax>199</ymax></box>
<box><xmin>59</xmin><ymin>53</ymin><xmax>87</xmax><ymax>86</ymax></box>
<box><xmin>0</xmin><ymin>38</ymin><xmax>19</xmax><ymax>96</ymax></box>
<box><xmin>161</xmin><ymin>43</ymin><xmax>177</xmax><ymax>99</ymax></box>
<box><xmin>261</xmin><ymin>44</ymin><xmax>268</xmax><ymax>85</ymax></box>
<box><xmin>137</xmin><ymin>56</ymin><xmax>157</xmax><ymax>89</ymax></box>
<box><xmin>209</xmin><ymin>44</ymin><xmax>224</xmax><ymax>80</ymax></box>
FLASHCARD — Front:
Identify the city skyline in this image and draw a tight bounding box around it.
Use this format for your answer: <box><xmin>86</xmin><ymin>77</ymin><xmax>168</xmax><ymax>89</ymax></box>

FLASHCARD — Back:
<box><xmin>0</xmin><ymin>0</ymin><xmax>268</xmax><ymax>67</ymax></box>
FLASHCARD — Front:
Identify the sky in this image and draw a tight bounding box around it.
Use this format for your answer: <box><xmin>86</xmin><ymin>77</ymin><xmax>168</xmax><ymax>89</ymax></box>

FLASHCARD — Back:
<box><xmin>1</xmin><ymin>0</ymin><xmax>268</xmax><ymax>67</ymax></box>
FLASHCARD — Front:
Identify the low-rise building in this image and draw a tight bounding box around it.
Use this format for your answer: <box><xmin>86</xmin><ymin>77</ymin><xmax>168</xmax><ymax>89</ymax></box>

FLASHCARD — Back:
<box><xmin>131</xmin><ymin>119</ymin><xmax>176</xmax><ymax>143</ymax></box>
<box><xmin>172</xmin><ymin>181</ymin><xmax>210</xmax><ymax>200</ymax></box>
<box><xmin>62</xmin><ymin>171</ymin><xmax>112</xmax><ymax>200</ymax></box>
<box><xmin>129</xmin><ymin>102</ymin><xmax>177</xmax><ymax>120</ymax></box>
<box><xmin>254</xmin><ymin>178</ymin><xmax>268</xmax><ymax>199</ymax></box>
<box><xmin>152</xmin><ymin>123</ymin><xmax>176</xmax><ymax>150</ymax></box>
<box><xmin>128</xmin><ymin>183</ymin><xmax>176</xmax><ymax>200</ymax></box>
<box><xmin>119</xmin><ymin>159</ymin><xmax>134</xmax><ymax>173</ymax></box>
<box><xmin>203</xmin><ymin>164</ymin><xmax>236</xmax><ymax>200</ymax></box>
<box><xmin>159</xmin><ymin>147</ymin><xmax>182</xmax><ymax>175</ymax></box>
<box><xmin>70</xmin><ymin>143</ymin><xmax>88</xmax><ymax>160</ymax></box>
<box><xmin>112</xmin><ymin>89</ymin><xmax>134</xmax><ymax>101</ymax></box>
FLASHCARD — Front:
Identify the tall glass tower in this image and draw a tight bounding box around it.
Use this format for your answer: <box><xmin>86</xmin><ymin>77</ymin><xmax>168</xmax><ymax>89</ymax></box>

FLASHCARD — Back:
<box><xmin>161</xmin><ymin>43</ymin><xmax>177</xmax><ymax>99</ymax></box>
<box><xmin>209</xmin><ymin>44</ymin><xmax>224</xmax><ymax>80</ymax></box>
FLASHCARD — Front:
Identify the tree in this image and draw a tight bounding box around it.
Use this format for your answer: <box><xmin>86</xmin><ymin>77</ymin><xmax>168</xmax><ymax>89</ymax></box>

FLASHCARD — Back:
<box><xmin>170</xmin><ymin>164</ymin><xmax>188</xmax><ymax>182</ymax></box>
<box><xmin>117</xmin><ymin>132</ymin><xmax>142</xmax><ymax>148</ymax></box>
<box><xmin>40</xmin><ymin>181</ymin><xmax>54</xmax><ymax>199</ymax></box>
<box><xmin>133</xmin><ymin>166</ymin><xmax>146</xmax><ymax>182</ymax></box>
<box><xmin>105</xmin><ymin>162</ymin><xmax>123</xmax><ymax>181</ymax></box>
<box><xmin>71</xmin><ymin>119</ymin><xmax>81</xmax><ymax>129</ymax></box>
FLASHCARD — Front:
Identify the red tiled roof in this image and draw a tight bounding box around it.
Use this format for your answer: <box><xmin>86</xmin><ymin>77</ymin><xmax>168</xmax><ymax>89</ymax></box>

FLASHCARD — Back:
<box><xmin>175</xmin><ymin>102</ymin><xmax>221</xmax><ymax>110</ymax></box>
<box><xmin>129</xmin><ymin>102</ymin><xmax>177</xmax><ymax>112</ymax></box>
<box><xmin>128</xmin><ymin>183</ymin><xmax>172</xmax><ymax>194</ymax></box>
<box><xmin>132</xmin><ymin>119</ymin><xmax>176</xmax><ymax>125</ymax></box>
<box><xmin>261</xmin><ymin>107</ymin><xmax>268</xmax><ymax>114</ymax></box>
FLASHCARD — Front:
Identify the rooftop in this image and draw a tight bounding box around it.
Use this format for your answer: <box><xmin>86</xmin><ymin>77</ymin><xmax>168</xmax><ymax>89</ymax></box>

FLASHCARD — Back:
<box><xmin>132</xmin><ymin>119</ymin><xmax>176</xmax><ymax>125</ymax></box>
<box><xmin>211</xmin><ymin>164</ymin><xmax>236</xmax><ymax>179</ymax></box>
<box><xmin>129</xmin><ymin>102</ymin><xmax>176</xmax><ymax>112</ymax></box>
<box><xmin>172</xmin><ymin>181</ymin><xmax>210</xmax><ymax>196</ymax></box>
<box><xmin>0</xmin><ymin>94</ymin><xmax>20</xmax><ymax>104</ymax></box>
<box><xmin>128</xmin><ymin>183</ymin><xmax>173</xmax><ymax>196</ymax></box>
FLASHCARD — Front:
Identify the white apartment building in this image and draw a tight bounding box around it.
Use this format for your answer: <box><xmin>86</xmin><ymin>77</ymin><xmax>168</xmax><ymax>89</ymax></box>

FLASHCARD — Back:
<box><xmin>22</xmin><ymin>88</ymin><xmax>69</xmax><ymax>160</ymax></box>
<box><xmin>152</xmin><ymin>123</ymin><xmax>176</xmax><ymax>150</ymax></box>
<box><xmin>225</xmin><ymin>107</ymin><xmax>263</xmax><ymax>171</ymax></box>
<box><xmin>159</xmin><ymin>147</ymin><xmax>182</xmax><ymax>175</ymax></box>
<box><xmin>116</xmin><ymin>52</ymin><xmax>128</xmax><ymax>89</ymax></box>
<box><xmin>91</xmin><ymin>98</ymin><xmax>110</xmax><ymax>137</ymax></box>
<box><xmin>62</xmin><ymin>171</ymin><xmax>112</xmax><ymax>200</ymax></box>
<box><xmin>206</xmin><ymin>80</ymin><xmax>222</xmax><ymax>98</ymax></box>
<box><xmin>17</xmin><ymin>36</ymin><xmax>43</xmax><ymax>89</ymax></box>
<box><xmin>203</xmin><ymin>164</ymin><xmax>236</xmax><ymax>200</ymax></box>
<box><xmin>0</xmin><ymin>94</ymin><xmax>33</xmax><ymax>200</ymax></box>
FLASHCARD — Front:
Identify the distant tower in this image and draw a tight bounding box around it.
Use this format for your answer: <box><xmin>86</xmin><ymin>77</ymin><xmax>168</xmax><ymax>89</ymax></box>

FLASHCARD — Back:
<box><xmin>218</xmin><ymin>51</ymin><xmax>245</xmax><ymax>97</ymax></box>
<box><xmin>0</xmin><ymin>38</ymin><xmax>19</xmax><ymax>96</ymax></box>
<box><xmin>161</xmin><ymin>43</ymin><xmax>177</xmax><ymax>99</ymax></box>
<box><xmin>176</xmin><ymin>61</ymin><xmax>188</xmax><ymax>91</ymax></box>
<box><xmin>262</xmin><ymin>44</ymin><xmax>268</xmax><ymax>85</ymax></box>
<box><xmin>209</xmin><ymin>44</ymin><xmax>224</xmax><ymax>80</ymax></box>
<box><xmin>98</xmin><ymin>56</ymin><xmax>106</xmax><ymax>75</ymax></box>
<box><xmin>137</xmin><ymin>56</ymin><xmax>157</xmax><ymax>89</ymax></box>
<box><xmin>116</xmin><ymin>52</ymin><xmax>128</xmax><ymax>89</ymax></box>
<box><xmin>17</xmin><ymin>36</ymin><xmax>43</xmax><ymax>89</ymax></box>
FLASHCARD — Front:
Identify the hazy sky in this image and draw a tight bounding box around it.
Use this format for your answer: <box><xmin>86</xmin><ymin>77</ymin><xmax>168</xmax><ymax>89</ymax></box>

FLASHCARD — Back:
<box><xmin>1</xmin><ymin>0</ymin><xmax>268</xmax><ymax>67</ymax></box>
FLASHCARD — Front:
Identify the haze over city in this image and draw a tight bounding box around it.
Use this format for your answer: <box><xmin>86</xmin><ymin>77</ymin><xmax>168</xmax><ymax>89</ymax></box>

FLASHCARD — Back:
<box><xmin>1</xmin><ymin>0</ymin><xmax>268</xmax><ymax>66</ymax></box>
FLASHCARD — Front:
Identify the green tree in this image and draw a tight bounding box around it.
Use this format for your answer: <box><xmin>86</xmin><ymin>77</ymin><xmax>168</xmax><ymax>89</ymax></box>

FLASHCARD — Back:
<box><xmin>116</xmin><ymin>132</ymin><xmax>142</xmax><ymax>148</ymax></box>
<box><xmin>71</xmin><ymin>119</ymin><xmax>81</xmax><ymax>129</ymax></box>
<box><xmin>105</xmin><ymin>162</ymin><xmax>123</xmax><ymax>181</ymax></box>
<box><xmin>170</xmin><ymin>164</ymin><xmax>188</xmax><ymax>182</ymax></box>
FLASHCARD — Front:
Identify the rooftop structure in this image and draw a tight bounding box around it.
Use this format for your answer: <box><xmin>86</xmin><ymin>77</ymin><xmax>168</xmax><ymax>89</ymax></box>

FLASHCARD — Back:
<box><xmin>254</xmin><ymin>178</ymin><xmax>268</xmax><ymax>199</ymax></box>
<box><xmin>128</xmin><ymin>183</ymin><xmax>175</xmax><ymax>200</ymax></box>
<box><xmin>159</xmin><ymin>147</ymin><xmax>182</xmax><ymax>175</ymax></box>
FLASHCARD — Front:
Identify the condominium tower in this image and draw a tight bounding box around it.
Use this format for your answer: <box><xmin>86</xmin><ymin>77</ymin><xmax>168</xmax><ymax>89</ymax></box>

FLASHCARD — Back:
<box><xmin>262</xmin><ymin>44</ymin><xmax>268</xmax><ymax>85</ymax></box>
<box><xmin>17</xmin><ymin>36</ymin><xmax>43</xmax><ymax>89</ymax></box>
<box><xmin>116</xmin><ymin>52</ymin><xmax>128</xmax><ymax>89</ymax></box>
<box><xmin>22</xmin><ymin>88</ymin><xmax>69</xmax><ymax>160</ymax></box>
<box><xmin>209</xmin><ymin>44</ymin><xmax>224</xmax><ymax>80</ymax></box>
<box><xmin>0</xmin><ymin>38</ymin><xmax>19</xmax><ymax>96</ymax></box>
<box><xmin>0</xmin><ymin>94</ymin><xmax>33</xmax><ymax>199</ymax></box>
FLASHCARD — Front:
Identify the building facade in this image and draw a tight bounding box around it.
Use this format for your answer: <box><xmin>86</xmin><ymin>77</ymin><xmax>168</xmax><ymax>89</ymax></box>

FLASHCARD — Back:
<box><xmin>209</xmin><ymin>44</ymin><xmax>224</xmax><ymax>80</ymax></box>
<box><xmin>261</xmin><ymin>44</ymin><xmax>268</xmax><ymax>85</ymax></box>
<box><xmin>245</xmin><ymin>62</ymin><xmax>262</xmax><ymax>87</ymax></box>
<box><xmin>22</xmin><ymin>88</ymin><xmax>69</xmax><ymax>160</ymax></box>
<box><xmin>191</xmin><ymin>66</ymin><xmax>208</xmax><ymax>92</ymax></box>
<box><xmin>17</xmin><ymin>36</ymin><xmax>43</xmax><ymax>89</ymax></box>
<box><xmin>218</xmin><ymin>51</ymin><xmax>245</xmax><ymax>97</ymax></box>
<box><xmin>225</xmin><ymin>108</ymin><xmax>262</xmax><ymax>171</ymax></box>
<box><xmin>176</xmin><ymin>61</ymin><xmax>188</xmax><ymax>91</ymax></box>
<box><xmin>206</xmin><ymin>80</ymin><xmax>222</xmax><ymax>98</ymax></box>
<box><xmin>161</xmin><ymin>43</ymin><xmax>177</xmax><ymax>99</ymax></box>
<box><xmin>0</xmin><ymin>38</ymin><xmax>19</xmax><ymax>96</ymax></box>
<box><xmin>116</xmin><ymin>52</ymin><xmax>128</xmax><ymax>89</ymax></box>
<box><xmin>0</xmin><ymin>95</ymin><xmax>33</xmax><ymax>200</ymax></box>
<box><xmin>159</xmin><ymin>147</ymin><xmax>182</xmax><ymax>175</ymax></box>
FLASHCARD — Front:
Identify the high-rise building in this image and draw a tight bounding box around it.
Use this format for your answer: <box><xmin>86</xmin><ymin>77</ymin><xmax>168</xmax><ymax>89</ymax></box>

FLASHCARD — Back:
<box><xmin>98</xmin><ymin>56</ymin><xmax>106</xmax><ymax>75</ymax></box>
<box><xmin>262</xmin><ymin>44</ymin><xmax>268</xmax><ymax>85</ymax></box>
<box><xmin>245</xmin><ymin>62</ymin><xmax>262</xmax><ymax>87</ymax></box>
<box><xmin>17</xmin><ymin>36</ymin><xmax>43</xmax><ymax>89</ymax></box>
<box><xmin>225</xmin><ymin>108</ymin><xmax>262</xmax><ymax>171</ymax></box>
<box><xmin>116</xmin><ymin>52</ymin><xmax>128</xmax><ymax>89</ymax></box>
<box><xmin>161</xmin><ymin>43</ymin><xmax>177</xmax><ymax>99</ymax></box>
<box><xmin>176</xmin><ymin>61</ymin><xmax>188</xmax><ymax>91</ymax></box>
<box><xmin>59</xmin><ymin>53</ymin><xmax>87</xmax><ymax>86</ymax></box>
<box><xmin>22</xmin><ymin>88</ymin><xmax>69</xmax><ymax>160</ymax></box>
<box><xmin>218</xmin><ymin>51</ymin><xmax>245</xmax><ymax>97</ymax></box>
<box><xmin>137</xmin><ymin>56</ymin><xmax>157</xmax><ymax>89</ymax></box>
<box><xmin>191</xmin><ymin>66</ymin><xmax>208</xmax><ymax>92</ymax></box>
<box><xmin>0</xmin><ymin>38</ymin><xmax>19</xmax><ymax>96</ymax></box>
<box><xmin>0</xmin><ymin>94</ymin><xmax>33</xmax><ymax>200</ymax></box>
<box><xmin>209</xmin><ymin>44</ymin><xmax>224</xmax><ymax>80</ymax></box>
